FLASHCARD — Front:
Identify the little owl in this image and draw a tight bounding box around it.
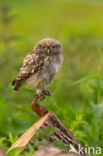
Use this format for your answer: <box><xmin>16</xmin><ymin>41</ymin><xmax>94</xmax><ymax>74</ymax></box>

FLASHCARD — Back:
<box><xmin>12</xmin><ymin>38</ymin><xmax>63</xmax><ymax>99</ymax></box>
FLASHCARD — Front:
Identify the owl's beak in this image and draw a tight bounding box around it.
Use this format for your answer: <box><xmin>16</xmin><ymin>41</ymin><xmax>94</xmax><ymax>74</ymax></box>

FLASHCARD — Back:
<box><xmin>47</xmin><ymin>49</ymin><xmax>50</xmax><ymax>54</ymax></box>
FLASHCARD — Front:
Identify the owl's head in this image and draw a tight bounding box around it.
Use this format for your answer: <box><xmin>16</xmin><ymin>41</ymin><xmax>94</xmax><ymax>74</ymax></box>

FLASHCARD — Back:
<box><xmin>34</xmin><ymin>38</ymin><xmax>62</xmax><ymax>55</ymax></box>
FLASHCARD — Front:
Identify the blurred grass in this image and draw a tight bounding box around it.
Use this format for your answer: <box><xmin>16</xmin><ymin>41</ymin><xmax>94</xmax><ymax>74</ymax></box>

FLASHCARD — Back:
<box><xmin>0</xmin><ymin>0</ymin><xmax>103</xmax><ymax>155</ymax></box>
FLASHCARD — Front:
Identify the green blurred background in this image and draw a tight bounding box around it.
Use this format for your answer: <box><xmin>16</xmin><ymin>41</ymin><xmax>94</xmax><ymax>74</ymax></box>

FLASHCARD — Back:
<box><xmin>0</xmin><ymin>0</ymin><xmax>103</xmax><ymax>154</ymax></box>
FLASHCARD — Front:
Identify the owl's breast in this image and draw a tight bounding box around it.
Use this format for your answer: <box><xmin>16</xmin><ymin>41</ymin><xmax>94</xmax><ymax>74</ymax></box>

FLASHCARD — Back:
<box><xmin>24</xmin><ymin>55</ymin><xmax>62</xmax><ymax>89</ymax></box>
<box><xmin>42</xmin><ymin>56</ymin><xmax>61</xmax><ymax>84</ymax></box>
<box><xmin>43</xmin><ymin>56</ymin><xmax>61</xmax><ymax>77</ymax></box>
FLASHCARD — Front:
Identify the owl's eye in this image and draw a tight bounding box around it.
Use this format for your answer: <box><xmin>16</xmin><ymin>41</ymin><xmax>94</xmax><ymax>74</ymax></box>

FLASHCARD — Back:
<box><xmin>41</xmin><ymin>45</ymin><xmax>46</xmax><ymax>50</ymax></box>
<box><xmin>52</xmin><ymin>45</ymin><xmax>56</xmax><ymax>50</ymax></box>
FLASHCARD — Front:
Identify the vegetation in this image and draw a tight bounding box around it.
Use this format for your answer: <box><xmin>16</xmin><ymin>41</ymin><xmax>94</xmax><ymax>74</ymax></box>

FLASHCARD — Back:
<box><xmin>0</xmin><ymin>0</ymin><xmax>103</xmax><ymax>155</ymax></box>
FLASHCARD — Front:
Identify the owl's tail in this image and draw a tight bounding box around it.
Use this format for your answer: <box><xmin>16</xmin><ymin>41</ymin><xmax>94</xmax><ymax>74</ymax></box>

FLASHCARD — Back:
<box><xmin>12</xmin><ymin>79</ymin><xmax>22</xmax><ymax>91</ymax></box>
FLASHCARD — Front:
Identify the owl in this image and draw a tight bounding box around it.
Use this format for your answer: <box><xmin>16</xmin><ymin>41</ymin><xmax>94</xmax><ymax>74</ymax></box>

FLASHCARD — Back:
<box><xmin>12</xmin><ymin>38</ymin><xmax>63</xmax><ymax>99</ymax></box>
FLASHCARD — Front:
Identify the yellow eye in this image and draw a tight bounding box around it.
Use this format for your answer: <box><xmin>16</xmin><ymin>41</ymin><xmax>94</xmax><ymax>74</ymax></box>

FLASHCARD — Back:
<box><xmin>42</xmin><ymin>45</ymin><xmax>46</xmax><ymax>50</ymax></box>
<box><xmin>52</xmin><ymin>45</ymin><xmax>56</xmax><ymax>49</ymax></box>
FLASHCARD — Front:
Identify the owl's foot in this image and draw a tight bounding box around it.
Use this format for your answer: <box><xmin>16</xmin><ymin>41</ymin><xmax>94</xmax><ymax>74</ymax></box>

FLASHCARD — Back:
<box><xmin>34</xmin><ymin>93</ymin><xmax>45</xmax><ymax>101</ymax></box>
<box><xmin>33</xmin><ymin>89</ymin><xmax>51</xmax><ymax>100</ymax></box>
<box><xmin>42</xmin><ymin>89</ymin><xmax>51</xmax><ymax>96</ymax></box>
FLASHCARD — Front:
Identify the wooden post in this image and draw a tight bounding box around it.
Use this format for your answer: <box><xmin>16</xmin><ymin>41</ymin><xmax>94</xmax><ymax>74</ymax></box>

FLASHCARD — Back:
<box><xmin>8</xmin><ymin>98</ymin><xmax>86</xmax><ymax>155</ymax></box>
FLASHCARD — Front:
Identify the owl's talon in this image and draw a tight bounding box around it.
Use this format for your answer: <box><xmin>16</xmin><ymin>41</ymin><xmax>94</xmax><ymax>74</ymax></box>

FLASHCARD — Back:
<box><xmin>42</xmin><ymin>89</ymin><xmax>51</xmax><ymax>96</ymax></box>
<box><xmin>34</xmin><ymin>93</ymin><xmax>45</xmax><ymax>101</ymax></box>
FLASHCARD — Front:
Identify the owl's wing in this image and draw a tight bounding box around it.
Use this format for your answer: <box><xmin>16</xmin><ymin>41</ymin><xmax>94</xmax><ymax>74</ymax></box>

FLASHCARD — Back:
<box><xmin>12</xmin><ymin>52</ymin><xmax>44</xmax><ymax>91</ymax></box>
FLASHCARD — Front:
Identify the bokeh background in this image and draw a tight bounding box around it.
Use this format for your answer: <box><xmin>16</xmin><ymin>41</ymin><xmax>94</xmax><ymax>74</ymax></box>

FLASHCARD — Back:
<box><xmin>0</xmin><ymin>0</ymin><xmax>103</xmax><ymax>154</ymax></box>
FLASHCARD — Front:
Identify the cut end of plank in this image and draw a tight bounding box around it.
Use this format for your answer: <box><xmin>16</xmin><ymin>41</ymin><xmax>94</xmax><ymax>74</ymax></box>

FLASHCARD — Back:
<box><xmin>7</xmin><ymin>112</ymin><xmax>51</xmax><ymax>153</ymax></box>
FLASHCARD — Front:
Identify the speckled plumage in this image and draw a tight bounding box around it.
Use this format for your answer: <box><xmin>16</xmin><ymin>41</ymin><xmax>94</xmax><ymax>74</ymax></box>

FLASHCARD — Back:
<box><xmin>12</xmin><ymin>38</ymin><xmax>63</xmax><ymax>96</ymax></box>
